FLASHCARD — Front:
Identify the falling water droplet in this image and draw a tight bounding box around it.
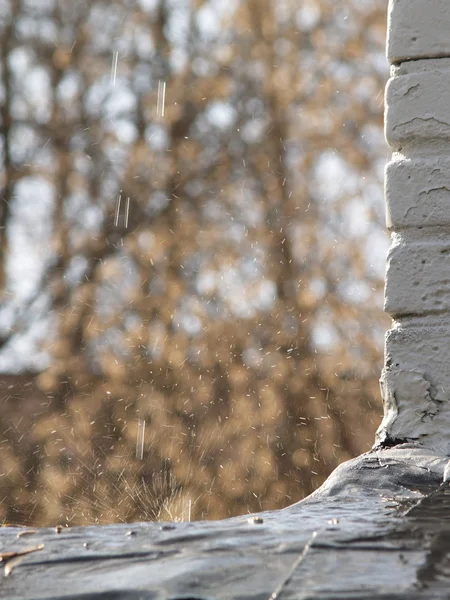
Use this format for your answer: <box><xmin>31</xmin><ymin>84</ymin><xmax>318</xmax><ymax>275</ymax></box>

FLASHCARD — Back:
<box><xmin>114</xmin><ymin>193</ymin><xmax>122</xmax><ymax>227</ymax></box>
<box><xmin>124</xmin><ymin>197</ymin><xmax>130</xmax><ymax>228</ymax></box>
<box><xmin>111</xmin><ymin>51</ymin><xmax>119</xmax><ymax>86</ymax></box>
<box><xmin>157</xmin><ymin>80</ymin><xmax>166</xmax><ymax>118</ymax></box>
<box><xmin>136</xmin><ymin>419</ymin><xmax>145</xmax><ymax>460</ymax></box>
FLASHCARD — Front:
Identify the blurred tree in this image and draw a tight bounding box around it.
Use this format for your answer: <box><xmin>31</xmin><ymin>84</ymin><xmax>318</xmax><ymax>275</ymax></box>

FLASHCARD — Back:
<box><xmin>0</xmin><ymin>0</ymin><xmax>388</xmax><ymax>525</ymax></box>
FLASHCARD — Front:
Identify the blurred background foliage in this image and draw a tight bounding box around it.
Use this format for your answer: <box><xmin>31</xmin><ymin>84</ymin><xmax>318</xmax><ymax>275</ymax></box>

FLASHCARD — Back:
<box><xmin>0</xmin><ymin>0</ymin><xmax>389</xmax><ymax>526</ymax></box>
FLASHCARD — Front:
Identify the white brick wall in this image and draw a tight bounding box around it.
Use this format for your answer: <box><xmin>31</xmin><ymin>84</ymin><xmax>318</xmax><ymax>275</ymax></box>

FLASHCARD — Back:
<box><xmin>377</xmin><ymin>1</ymin><xmax>450</xmax><ymax>454</ymax></box>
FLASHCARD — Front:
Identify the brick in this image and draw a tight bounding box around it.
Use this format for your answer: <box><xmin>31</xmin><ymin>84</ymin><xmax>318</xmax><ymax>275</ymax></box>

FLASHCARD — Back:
<box><xmin>386</xmin><ymin>157</ymin><xmax>450</xmax><ymax>228</ymax></box>
<box><xmin>378</xmin><ymin>325</ymin><xmax>450</xmax><ymax>453</ymax></box>
<box><xmin>385</xmin><ymin>59</ymin><xmax>450</xmax><ymax>151</ymax></box>
<box><xmin>385</xmin><ymin>232</ymin><xmax>450</xmax><ymax>316</ymax></box>
<box><xmin>387</xmin><ymin>0</ymin><xmax>450</xmax><ymax>64</ymax></box>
